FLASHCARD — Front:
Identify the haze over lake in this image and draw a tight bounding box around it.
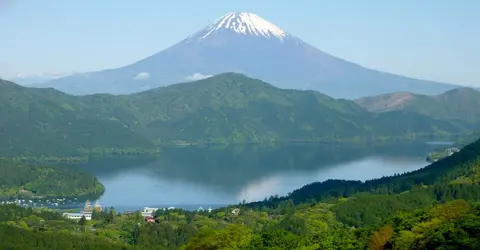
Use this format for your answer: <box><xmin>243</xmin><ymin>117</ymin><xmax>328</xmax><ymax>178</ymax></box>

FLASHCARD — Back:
<box><xmin>74</xmin><ymin>142</ymin><xmax>451</xmax><ymax>211</ymax></box>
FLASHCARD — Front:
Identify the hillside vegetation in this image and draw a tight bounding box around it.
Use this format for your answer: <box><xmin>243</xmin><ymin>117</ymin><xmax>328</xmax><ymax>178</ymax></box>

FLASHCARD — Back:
<box><xmin>116</xmin><ymin>73</ymin><xmax>470</xmax><ymax>144</ymax></box>
<box><xmin>1</xmin><ymin>137</ymin><xmax>479</xmax><ymax>249</ymax></box>
<box><xmin>355</xmin><ymin>87</ymin><xmax>480</xmax><ymax>123</ymax></box>
<box><xmin>0</xmin><ymin>159</ymin><xmax>104</xmax><ymax>200</ymax></box>
<box><xmin>1</xmin><ymin>74</ymin><xmax>477</xmax><ymax>158</ymax></box>
<box><xmin>247</xmin><ymin>134</ymin><xmax>480</xmax><ymax>208</ymax></box>
<box><xmin>0</xmin><ymin>79</ymin><xmax>156</xmax><ymax>158</ymax></box>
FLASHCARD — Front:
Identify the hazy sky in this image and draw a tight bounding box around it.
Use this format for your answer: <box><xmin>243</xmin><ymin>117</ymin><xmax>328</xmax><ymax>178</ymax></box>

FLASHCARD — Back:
<box><xmin>1</xmin><ymin>0</ymin><xmax>479</xmax><ymax>86</ymax></box>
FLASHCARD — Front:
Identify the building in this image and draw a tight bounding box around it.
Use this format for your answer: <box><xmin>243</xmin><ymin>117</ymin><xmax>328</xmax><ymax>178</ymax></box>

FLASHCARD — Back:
<box><xmin>231</xmin><ymin>208</ymin><xmax>240</xmax><ymax>216</ymax></box>
<box><xmin>63</xmin><ymin>212</ymin><xmax>92</xmax><ymax>220</ymax></box>
<box><xmin>145</xmin><ymin>216</ymin><xmax>155</xmax><ymax>223</ymax></box>
<box><xmin>141</xmin><ymin>207</ymin><xmax>160</xmax><ymax>217</ymax></box>
<box><xmin>63</xmin><ymin>200</ymin><xmax>101</xmax><ymax>221</ymax></box>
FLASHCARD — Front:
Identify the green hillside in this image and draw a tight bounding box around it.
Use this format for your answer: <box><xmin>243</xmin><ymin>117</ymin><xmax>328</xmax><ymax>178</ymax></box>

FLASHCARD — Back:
<box><xmin>249</xmin><ymin>135</ymin><xmax>480</xmax><ymax>207</ymax></box>
<box><xmin>1</xmin><ymin>138</ymin><xmax>479</xmax><ymax>249</ymax></box>
<box><xmin>0</xmin><ymin>159</ymin><xmax>104</xmax><ymax>200</ymax></box>
<box><xmin>0</xmin><ymin>74</ymin><xmax>475</xmax><ymax>157</ymax></box>
<box><xmin>0</xmin><ymin>79</ymin><xmax>156</xmax><ymax>158</ymax></box>
<box><xmin>113</xmin><ymin>73</ymin><xmax>470</xmax><ymax>144</ymax></box>
<box><xmin>355</xmin><ymin>87</ymin><xmax>480</xmax><ymax>123</ymax></box>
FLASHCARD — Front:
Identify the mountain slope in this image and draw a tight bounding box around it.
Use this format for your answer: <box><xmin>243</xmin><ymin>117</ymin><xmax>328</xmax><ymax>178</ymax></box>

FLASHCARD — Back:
<box><xmin>246</xmin><ymin>135</ymin><xmax>480</xmax><ymax>215</ymax></box>
<box><xmin>0</xmin><ymin>74</ymin><xmax>473</xmax><ymax>156</ymax></box>
<box><xmin>108</xmin><ymin>73</ymin><xmax>470</xmax><ymax>144</ymax></box>
<box><xmin>0</xmin><ymin>79</ymin><xmax>155</xmax><ymax>157</ymax></box>
<box><xmin>36</xmin><ymin>12</ymin><xmax>460</xmax><ymax>99</ymax></box>
<box><xmin>355</xmin><ymin>87</ymin><xmax>480</xmax><ymax>123</ymax></box>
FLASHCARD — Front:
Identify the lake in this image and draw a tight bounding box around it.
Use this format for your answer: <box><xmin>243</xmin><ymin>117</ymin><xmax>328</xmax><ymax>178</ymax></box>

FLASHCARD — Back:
<box><xmin>74</xmin><ymin>142</ymin><xmax>451</xmax><ymax>212</ymax></box>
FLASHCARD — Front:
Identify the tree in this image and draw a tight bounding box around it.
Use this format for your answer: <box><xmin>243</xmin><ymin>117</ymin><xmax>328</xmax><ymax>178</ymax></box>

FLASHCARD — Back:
<box><xmin>181</xmin><ymin>224</ymin><xmax>253</xmax><ymax>250</ymax></box>
<box><xmin>131</xmin><ymin>224</ymin><xmax>140</xmax><ymax>246</ymax></box>
<box><xmin>78</xmin><ymin>215</ymin><xmax>87</xmax><ymax>226</ymax></box>
<box><xmin>369</xmin><ymin>225</ymin><xmax>393</xmax><ymax>250</ymax></box>
<box><xmin>92</xmin><ymin>209</ymin><xmax>100</xmax><ymax>220</ymax></box>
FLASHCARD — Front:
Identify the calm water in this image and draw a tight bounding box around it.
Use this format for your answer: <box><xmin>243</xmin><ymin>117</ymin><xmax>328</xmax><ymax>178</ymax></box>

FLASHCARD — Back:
<box><xmin>73</xmin><ymin>142</ymin><xmax>451</xmax><ymax>211</ymax></box>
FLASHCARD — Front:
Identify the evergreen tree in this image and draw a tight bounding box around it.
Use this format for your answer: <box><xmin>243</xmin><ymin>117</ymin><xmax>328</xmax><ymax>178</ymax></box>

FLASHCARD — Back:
<box><xmin>78</xmin><ymin>215</ymin><xmax>87</xmax><ymax>226</ymax></box>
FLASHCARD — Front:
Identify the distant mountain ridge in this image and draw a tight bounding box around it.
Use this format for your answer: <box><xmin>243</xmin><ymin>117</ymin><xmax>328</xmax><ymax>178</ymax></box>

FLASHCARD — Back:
<box><xmin>117</xmin><ymin>73</ymin><xmax>472</xmax><ymax>144</ymax></box>
<box><xmin>34</xmin><ymin>12</ymin><xmax>461</xmax><ymax>99</ymax></box>
<box><xmin>355</xmin><ymin>87</ymin><xmax>480</xmax><ymax>123</ymax></box>
<box><xmin>3</xmin><ymin>73</ymin><xmax>476</xmax><ymax>158</ymax></box>
<box><xmin>4</xmin><ymin>73</ymin><xmax>70</xmax><ymax>86</ymax></box>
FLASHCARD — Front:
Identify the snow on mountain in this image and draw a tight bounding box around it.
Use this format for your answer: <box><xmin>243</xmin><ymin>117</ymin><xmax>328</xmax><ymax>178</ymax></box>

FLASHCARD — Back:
<box><xmin>185</xmin><ymin>12</ymin><xmax>290</xmax><ymax>41</ymax></box>
<box><xmin>36</xmin><ymin>12</ymin><xmax>460</xmax><ymax>98</ymax></box>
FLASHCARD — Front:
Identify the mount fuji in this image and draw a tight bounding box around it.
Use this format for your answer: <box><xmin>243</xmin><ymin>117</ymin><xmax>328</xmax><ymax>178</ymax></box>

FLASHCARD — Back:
<box><xmin>36</xmin><ymin>12</ymin><xmax>460</xmax><ymax>99</ymax></box>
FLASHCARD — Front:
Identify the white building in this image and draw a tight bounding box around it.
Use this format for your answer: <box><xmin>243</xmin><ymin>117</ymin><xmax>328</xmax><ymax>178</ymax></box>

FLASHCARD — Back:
<box><xmin>141</xmin><ymin>207</ymin><xmax>160</xmax><ymax>217</ymax></box>
<box><xmin>62</xmin><ymin>200</ymin><xmax>99</xmax><ymax>221</ymax></box>
<box><xmin>63</xmin><ymin>212</ymin><xmax>92</xmax><ymax>220</ymax></box>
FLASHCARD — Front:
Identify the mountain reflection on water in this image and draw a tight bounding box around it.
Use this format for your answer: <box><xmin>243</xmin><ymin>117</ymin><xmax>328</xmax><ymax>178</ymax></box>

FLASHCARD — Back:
<box><xmin>72</xmin><ymin>142</ymin><xmax>450</xmax><ymax>211</ymax></box>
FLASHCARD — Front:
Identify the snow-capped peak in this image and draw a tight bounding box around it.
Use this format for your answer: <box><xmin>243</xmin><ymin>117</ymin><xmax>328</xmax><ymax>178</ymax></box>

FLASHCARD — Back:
<box><xmin>189</xmin><ymin>12</ymin><xmax>291</xmax><ymax>41</ymax></box>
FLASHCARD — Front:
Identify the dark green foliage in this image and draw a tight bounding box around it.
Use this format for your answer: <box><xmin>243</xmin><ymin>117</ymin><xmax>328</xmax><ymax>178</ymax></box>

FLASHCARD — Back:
<box><xmin>1</xmin><ymin>134</ymin><xmax>478</xmax><ymax>250</ymax></box>
<box><xmin>0</xmin><ymin>159</ymin><xmax>104</xmax><ymax>199</ymax></box>
<box><xmin>0</xmin><ymin>225</ymin><xmax>134</xmax><ymax>250</ymax></box>
<box><xmin>331</xmin><ymin>190</ymin><xmax>435</xmax><ymax>227</ymax></box>
<box><xmin>276</xmin><ymin>215</ymin><xmax>309</xmax><ymax>236</ymax></box>
<box><xmin>0</xmin><ymin>74</ymin><xmax>474</xmax><ymax>159</ymax></box>
<box><xmin>2</xmin><ymin>73</ymin><xmax>480</xmax><ymax>248</ymax></box>
<box><xmin>0</xmin><ymin>79</ymin><xmax>156</xmax><ymax>158</ymax></box>
<box><xmin>78</xmin><ymin>215</ymin><xmax>87</xmax><ymax>226</ymax></box>
<box><xmin>0</xmin><ymin>204</ymin><xmax>133</xmax><ymax>249</ymax></box>
<box><xmin>248</xmin><ymin>229</ymin><xmax>302</xmax><ymax>249</ymax></box>
<box><xmin>248</xmin><ymin>136</ymin><xmax>480</xmax><ymax>209</ymax></box>
<box><xmin>122</xmin><ymin>73</ymin><xmax>470</xmax><ymax>145</ymax></box>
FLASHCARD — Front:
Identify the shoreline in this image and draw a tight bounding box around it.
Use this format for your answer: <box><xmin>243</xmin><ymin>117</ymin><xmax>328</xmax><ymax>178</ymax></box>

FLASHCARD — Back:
<box><xmin>2</xmin><ymin>133</ymin><xmax>468</xmax><ymax>164</ymax></box>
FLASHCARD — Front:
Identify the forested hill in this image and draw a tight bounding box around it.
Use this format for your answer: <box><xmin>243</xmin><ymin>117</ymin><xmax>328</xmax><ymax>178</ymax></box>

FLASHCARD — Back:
<box><xmin>115</xmin><ymin>73</ymin><xmax>471</xmax><ymax>144</ymax></box>
<box><xmin>248</xmin><ymin>137</ymin><xmax>480</xmax><ymax>208</ymax></box>
<box><xmin>0</xmin><ymin>79</ymin><xmax>156</xmax><ymax>158</ymax></box>
<box><xmin>0</xmin><ymin>74</ymin><xmax>476</xmax><ymax>158</ymax></box>
<box><xmin>0</xmin><ymin>159</ymin><xmax>104</xmax><ymax>200</ymax></box>
<box><xmin>1</xmin><ymin>138</ymin><xmax>479</xmax><ymax>249</ymax></box>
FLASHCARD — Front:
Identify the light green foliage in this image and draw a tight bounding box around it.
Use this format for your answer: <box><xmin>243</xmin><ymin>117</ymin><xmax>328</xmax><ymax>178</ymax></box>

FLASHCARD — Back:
<box><xmin>181</xmin><ymin>224</ymin><xmax>253</xmax><ymax>250</ymax></box>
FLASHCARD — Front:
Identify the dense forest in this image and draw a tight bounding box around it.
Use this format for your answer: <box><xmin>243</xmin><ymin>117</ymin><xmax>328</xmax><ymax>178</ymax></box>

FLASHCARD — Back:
<box><xmin>1</xmin><ymin>73</ymin><xmax>480</xmax><ymax>249</ymax></box>
<box><xmin>1</xmin><ymin>74</ymin><xmax>477</xmax><ymax>159</ymax></box>
<box><xmin>0</xmin><ymin>159</ymin><xmax>104</xmax><ymax>200</ymax></box>
<box><xmin>0</xmin><ymin>79</ymin><xmax>158</xmax><ymax>159</ymax></box>
<box><xmin>0</xmin><ymin>138</ymin><xmax>479</xmax><ymax>249</ymax></box>
<box><xmin>246</xmin><ymin>133</ymin><xmax>480</xmax><ymax>209</ymax></box>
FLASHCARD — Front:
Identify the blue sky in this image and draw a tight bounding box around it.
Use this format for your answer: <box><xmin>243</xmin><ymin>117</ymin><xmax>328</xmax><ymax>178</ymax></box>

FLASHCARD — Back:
<box><xmin>1</xmin><ymin>0</ymin><xmax>479</xmax><ymax>86</ymax></box>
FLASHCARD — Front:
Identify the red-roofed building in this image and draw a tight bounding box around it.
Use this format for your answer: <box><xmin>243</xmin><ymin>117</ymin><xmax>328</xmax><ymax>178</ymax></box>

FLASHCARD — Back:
<box><xmin>145</xmin><ymin>216</ymin><xmax>155</xmax><ymax>223</ymax></box>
